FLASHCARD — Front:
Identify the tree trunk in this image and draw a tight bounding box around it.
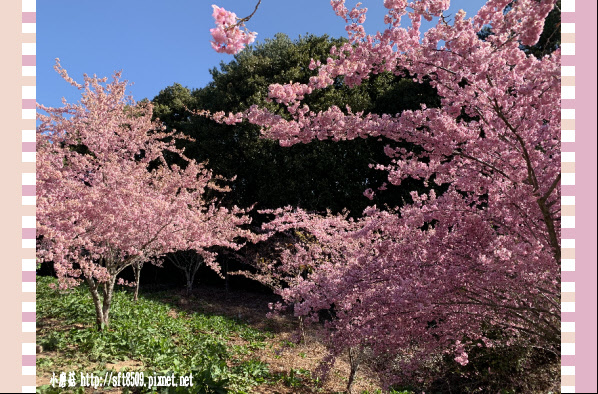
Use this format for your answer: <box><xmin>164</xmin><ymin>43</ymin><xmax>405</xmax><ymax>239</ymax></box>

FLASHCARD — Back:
<box><xmin>346</xmin><ymin>347</ymin><xmax>361</xmax><ymax>394</ymax></box>
<box><xmin>133</xmin><ymin>261</ymin><xmax>142</xmax><ymax>302</ymax></box>
<box><xmin>86</xmin><ymin>275</ymin><xmax>116</xmax><ymax>331</ymax></box>
<box><xmin>298</xmin><ymin>316</ymin><xmax>306</xmax><ymax>344</ymax></box>
<box><xmin>101</xmin><ymin>276</ymin><xmax>116</xmax><ymax>326</ymax></box>
<box><xmin>167</xmin><ymin>251</ymin><xmax>202</xmax><ymax>295</ymax></box>
<box><xmin>224</xmin><ymin>259</ymin><xmax>229</xmax><ymax>294</ymax></box>
<box><xmin>186</xmin><ymin>271</ymin><xmax>193</xmax><ymax>295</ymax></box>
<box><xmin>86</xmin><ymin>276</ymin><xmax>105</xmax><ymax>330</ymax></box>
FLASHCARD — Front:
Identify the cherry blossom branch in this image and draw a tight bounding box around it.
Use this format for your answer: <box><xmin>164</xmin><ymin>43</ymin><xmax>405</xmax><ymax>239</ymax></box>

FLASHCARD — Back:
<box><xmin>492</xmin><ymin>100</ymin><xmax>544</xmax><ymax>194</ymax></box>
<box><xmin>210</xmin><ymin>4</ymin><xmax>258</xmax><ymax>54</ymax></box>
<box><xmin>237</xmin><ymin>0</ymin><xmax>261</xmax><ymax>24</ymax></box>
<box><xmin>455</xmin><ymin>151</ymin><xmax>514</xmax><ymax>182</ymax></box>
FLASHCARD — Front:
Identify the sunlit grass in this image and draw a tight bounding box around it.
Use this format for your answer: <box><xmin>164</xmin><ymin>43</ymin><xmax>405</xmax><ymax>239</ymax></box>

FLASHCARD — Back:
<box><xmin>36</xmin><ymin>275</ymin><xmax>271</xmax><ymax>393</ymax></box>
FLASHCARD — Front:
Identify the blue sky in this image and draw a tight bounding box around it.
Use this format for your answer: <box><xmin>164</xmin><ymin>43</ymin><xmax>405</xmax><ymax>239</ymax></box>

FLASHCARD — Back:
<box><xmin>37</xmin><ymin>0</ymin><xmax>487</xmax><ymax>109</ymax></box>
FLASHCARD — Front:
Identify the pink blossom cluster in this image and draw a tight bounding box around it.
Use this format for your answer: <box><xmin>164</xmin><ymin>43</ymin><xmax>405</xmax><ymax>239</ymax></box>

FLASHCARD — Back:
<box><xmin>210</xmin><ymin>5</ymin><xmax>257</xmax><ymax>55</ymax></box>
<box><xmin>267</xmin><ymin>83</ymin><xmax>313</xmax><ymax>106</ymax></box>
<box><xmin>211</xmin><ymin>0</ymin><xmax>561</xmax><ymax>386</ymax></box>
<box><xmin>454</xmin><ymin>341</ymin><xmax>469</xmax><ymax>366</ymax></box>
<box><xmin>254</xmin><ymin>194</ymin><xmax>559</xmax><ymax>385</ymax></box>
<box><xmin>37</xmin><ymin>60</ymin><xmax>256</xmax><ymax>328</ymax></box>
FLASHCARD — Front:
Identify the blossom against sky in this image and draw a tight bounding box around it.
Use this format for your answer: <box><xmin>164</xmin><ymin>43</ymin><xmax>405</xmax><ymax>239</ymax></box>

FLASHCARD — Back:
<box><xmin>37</xmin><ymin>0</ymin><xmax>486</xmax><ymax>109</ymax></box>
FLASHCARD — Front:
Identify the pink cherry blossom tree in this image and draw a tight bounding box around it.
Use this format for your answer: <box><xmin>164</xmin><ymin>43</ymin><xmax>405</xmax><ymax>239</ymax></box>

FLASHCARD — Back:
<box><xmin>209</xmin><ymin>3</ymin><xmax>259</xmax><ymax>54</ymax></box>
<box><xmin>37</xmin><ymin>60</ymin><xmax>254</xmax><ymax>330</ymax></box>
<box><xmin>210</xmin><ymin>0</ymin><xmax>561</xmax><ymax>390</ymax></box>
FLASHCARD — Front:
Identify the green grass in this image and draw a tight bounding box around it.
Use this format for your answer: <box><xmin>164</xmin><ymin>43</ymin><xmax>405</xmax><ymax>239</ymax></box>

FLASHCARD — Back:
<box><xmin>36</xmin><ymin>276</ymin><xmax>272</xmax><ymax>393</ymax></box>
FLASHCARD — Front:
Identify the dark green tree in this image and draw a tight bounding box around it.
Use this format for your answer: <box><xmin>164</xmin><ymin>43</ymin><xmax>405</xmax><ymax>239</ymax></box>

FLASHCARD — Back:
<box><xmin>152</xmin><ymin>33</ymin><xmax>440</xmax><ymax>216</ymax></box>
<box><xmin>526</xmin><ymin>0</ymin><xmax>561</xmax><ymax>57</ymax></box>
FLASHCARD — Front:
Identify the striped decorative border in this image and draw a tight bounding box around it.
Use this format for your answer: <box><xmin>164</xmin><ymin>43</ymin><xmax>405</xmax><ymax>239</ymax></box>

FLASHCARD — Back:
<box><xmin>560</xmin><ymin>0</ymin><xmax>576</xmax><ymax>392</ymax></box>
<box><xmin>16</xmin><ymin>0</ymin><xmax>584</xmax><ymax>391</ymax></box>
<box><xmin>21</xmin><ymin>0</ymin><xmax>37</xmax><ymax>392</ymax></box>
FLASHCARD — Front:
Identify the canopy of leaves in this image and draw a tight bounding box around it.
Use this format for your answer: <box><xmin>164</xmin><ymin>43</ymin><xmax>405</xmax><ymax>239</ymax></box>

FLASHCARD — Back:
<box><xmin>152</xmin><ymin>33</ymin><xmax>440</xmax><ymax>216</ymax></box>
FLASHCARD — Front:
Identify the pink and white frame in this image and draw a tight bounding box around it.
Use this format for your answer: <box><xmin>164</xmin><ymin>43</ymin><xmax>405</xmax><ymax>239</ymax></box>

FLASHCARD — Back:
<box><xmin>1</xmin><ymin>0</ymin><xmax>596</xmax><ymax>391</ymax></box>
